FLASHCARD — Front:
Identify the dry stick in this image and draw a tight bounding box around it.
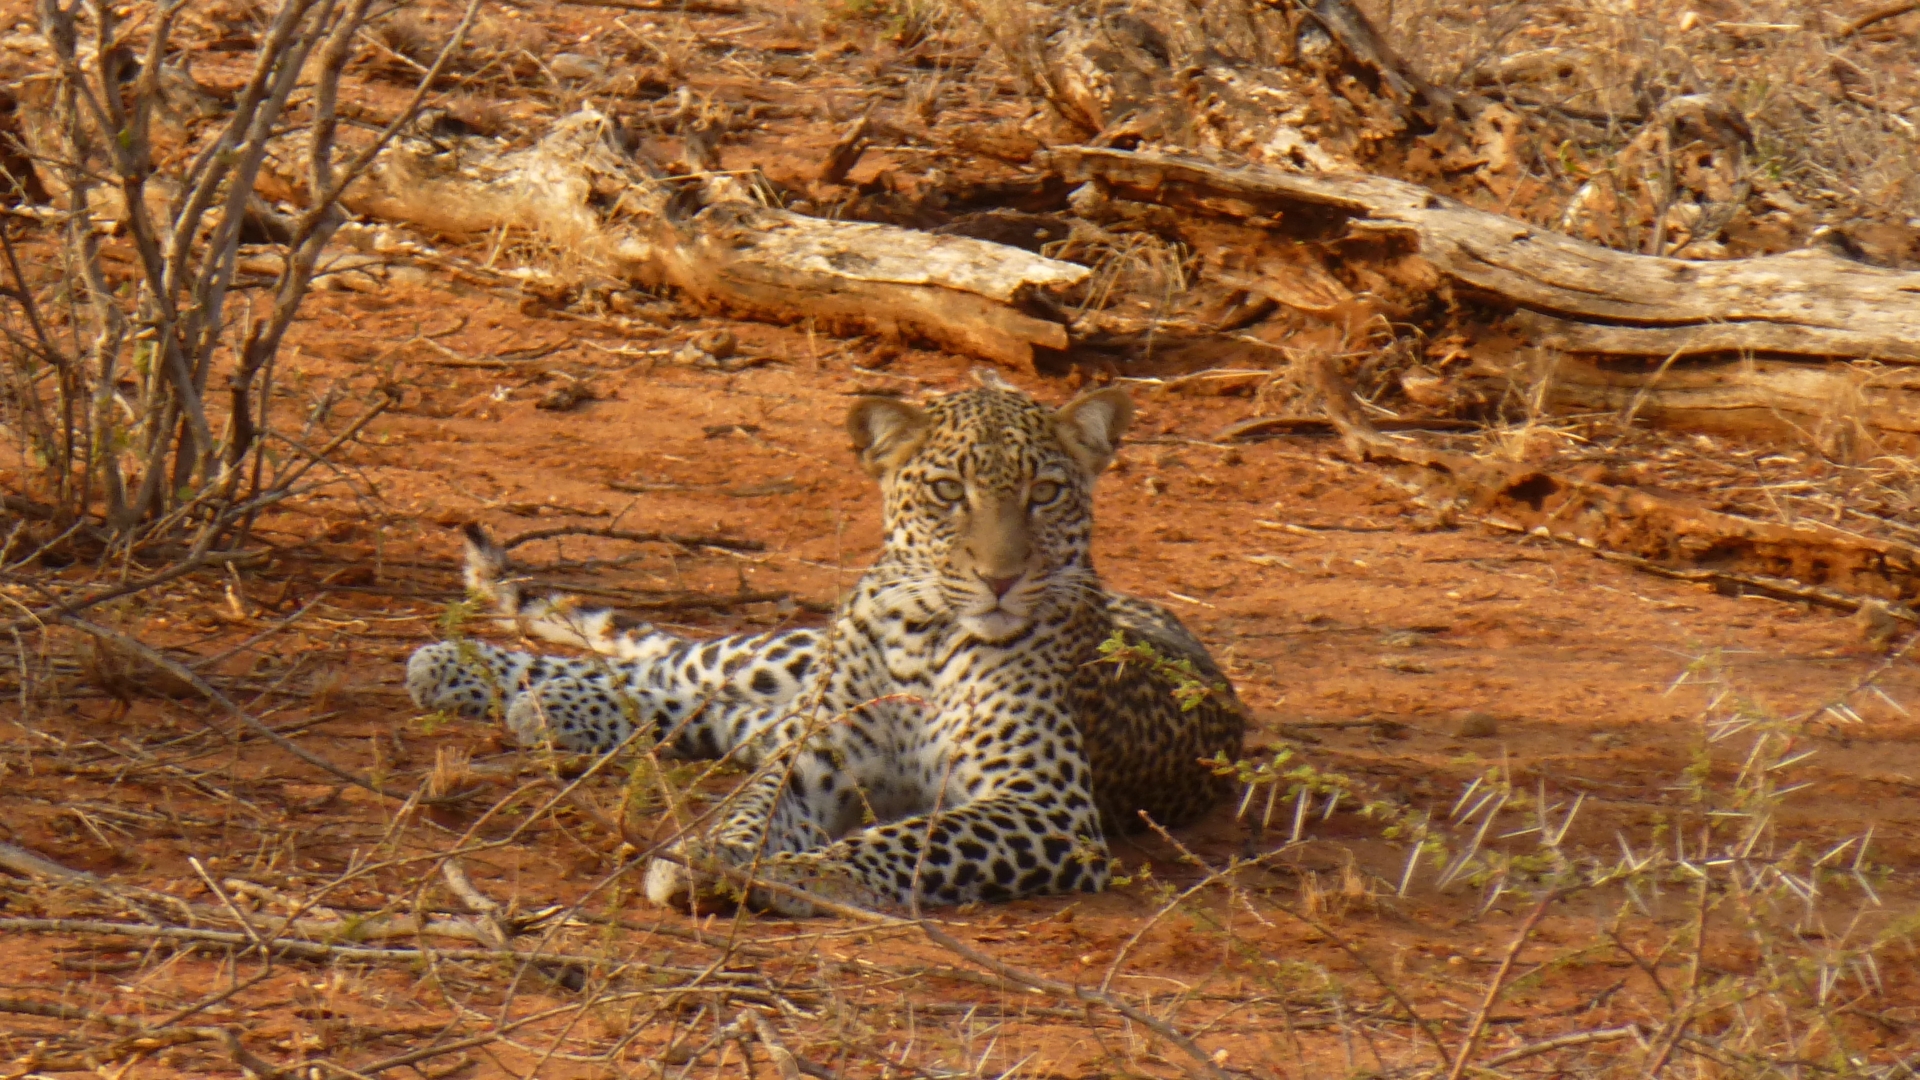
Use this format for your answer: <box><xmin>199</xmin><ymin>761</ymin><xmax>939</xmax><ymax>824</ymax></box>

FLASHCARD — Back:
<box><xmin>259</xmin><ymin>733</ymin><xmax>682</xmax><ymax>968</ymax></box>
<box><xmin>819</xmin><ymin>114</ymin><xmax>874</xmax><ymax>185</ymax></box>
<box><xmin>190</xmin><ymin>857</ymin><xmax>269</xmax><ymax>957</ymax></box>
<box><xmin>1836</xmin><ymin>0</ymin><xmax>1920</xmax><ymax>35</ymax></box>
<box><xmin>0</xmin><ymin>546</ymin><xmax>259</xmax><ymax>635</ymax></box>
<box><xmin>1100</xmin><ymin>814</ymin><xmax>1251</xmax><ymax>994</ymax></box>
<box><xmin>0</xmin><ymin>839</ymin><xmax>91</xmax><ymax>881</ymax></box>
<box><xmin>1786</xmin><ymin>626</ymin><xmax>1920</xmax><ymax>726</ymax></box>
<box><xmin>500</xmin><ymin>524</ymin><xmax>764</xmax><ymax>553</ymax></box>
<box><xmin>187</xmin><ymin>592</ymin><xmax>331</xmax><ymax>672</ymax></box>
<box><xmin>1445</xmin><ymin>888</ymin><xmax>1566</xmax><ymax>1080</ymax></box>
<box><xmin>0</xmin><ymin>998</ymin><xmax>279</xmax><ymax>1079</ymax></box>
<box><xmin>256</xmin><ymin>391</ymin><xmax>394</xmax><ymax>503</ymax></box>
<box><xmin>146</xmin><ymin>967</ymin><xmax>277</xmax><ymax>1034</ymax></box>
<box><xmin>550</xmin><ymin>0</ymin><xmax>745</xmax><ymax>11</ymax></box>
<box><xmin>1605</xmin><ymin>926</ymin><xmax>1679</xmax><ymax>1008</ymax></box>
<box><xmin>1312</xmin><ymin>354</ymin><xmax>1919</xmax><ymax>620</ymax></box>
<box><xmin>0</xmin><ymin>917</ymin><xmax>777</xmax><ymax>973</ymax></box>
<box><xmin>0</xmin><ymin>226</ymin><xmax>68</xmax><ymax>499</ymax></box>
<box><xmin>1469</xmin><ymin>516</ymin><xmax>1907</xmax><ymax>619</ymax></box>
<box><xmin>1479</xmin><ymin>1025</ymin><xmax>1642</xmax><ymax>1068</ymax></box>
<box><xmin>1640</xmin><ymin>872</ymin><xmax>1715</xmax><ymax>1077</ymax></box>
<box><xmin>510</xmin><ymin>956</ymin><xmax>641</xmax><ymax>1078</ymax></box>
<box><xmin>312</xmin><ymin>988</ymin><xmax>701</xmax><ymax>1080</ymax></box>
<box><xmin>741</xmin><ymin>1010</ymin><xmax>810</xmax><ymax>1080</ymax></box>
<box><xmin>638</xmin><ymin>849</ymin><xmax>1233</xmax><ymax>1080</ymax></box>
<box><xmin>931</xmin><ymin>907</ymin><xmax>1245</xmax><ymax>1075</ymax></box>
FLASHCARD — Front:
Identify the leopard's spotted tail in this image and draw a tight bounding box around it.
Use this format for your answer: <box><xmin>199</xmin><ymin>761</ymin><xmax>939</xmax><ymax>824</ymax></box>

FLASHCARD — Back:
<box><xmin>459</xmin><ymin>524</ymin><xmax>682</xmax><ymax>662</ymax></box>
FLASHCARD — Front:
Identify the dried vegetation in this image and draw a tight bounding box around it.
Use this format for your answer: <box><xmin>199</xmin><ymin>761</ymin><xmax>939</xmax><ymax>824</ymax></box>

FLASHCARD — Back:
<box><xmin>1</xmin><ymin>0</ymin><xmax>1919</xmax><ymax>1075</ymax></box>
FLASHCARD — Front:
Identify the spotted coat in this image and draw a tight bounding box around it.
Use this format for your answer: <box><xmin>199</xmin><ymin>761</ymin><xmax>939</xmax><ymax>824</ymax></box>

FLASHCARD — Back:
<box><xmin>406</xmin><ymin>383</ymin><xmax>1246</xmax><ymax>914</ymax></box>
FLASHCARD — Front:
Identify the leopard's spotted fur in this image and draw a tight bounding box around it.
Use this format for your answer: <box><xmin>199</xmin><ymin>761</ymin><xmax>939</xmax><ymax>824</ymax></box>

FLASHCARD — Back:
<box><xmin>407</xmin><ymin>382</ymin><xmax>1245</xmax><ymax>914</ymax></box>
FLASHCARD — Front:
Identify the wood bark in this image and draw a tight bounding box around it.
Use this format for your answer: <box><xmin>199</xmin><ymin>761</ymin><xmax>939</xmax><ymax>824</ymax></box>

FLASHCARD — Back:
<box><xmin>345</xmin><ymin>110</ymin><xmax>1088</xmax><ymax>367</ymax></box>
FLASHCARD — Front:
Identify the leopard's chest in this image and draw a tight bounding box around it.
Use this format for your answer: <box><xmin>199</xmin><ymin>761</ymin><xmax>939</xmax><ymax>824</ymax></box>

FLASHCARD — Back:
<box><xmin>838</xmin><ymin>612</ymin><xmax>1105</xmax><ymax>743</ymax></box>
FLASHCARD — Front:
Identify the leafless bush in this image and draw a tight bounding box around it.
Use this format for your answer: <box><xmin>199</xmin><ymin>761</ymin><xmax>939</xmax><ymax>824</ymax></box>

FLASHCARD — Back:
<box><xmin>0</xmin><ymin>0</ymin><xmax>477</xmax><ymax>555</ymax></box>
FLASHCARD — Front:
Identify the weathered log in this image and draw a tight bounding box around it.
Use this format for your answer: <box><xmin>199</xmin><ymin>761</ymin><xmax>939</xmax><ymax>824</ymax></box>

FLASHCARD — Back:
<box><xmin>1046</xmin><ymin>146</ymin><xmax>1920</xmax><ymax>366</ymax></box>
<box><xmin>1465</xmin><ymin>348</ymin><xmax>1920</xmax><ymax>457</ymax></box>
<box><xmin>1305</xmin><ymin>354</ymin><xmax>1920</xmax><ymax>606</ymax></box>
<box><xmin>345</xmin><ymin>110</ymin><xmax>1088</xmax><ymax>367</ymax></box>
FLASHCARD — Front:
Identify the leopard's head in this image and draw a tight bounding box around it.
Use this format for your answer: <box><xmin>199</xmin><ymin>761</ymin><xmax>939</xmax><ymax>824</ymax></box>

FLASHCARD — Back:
<box><xmin>847</xmin><ymin>382</ymin><xmax>1133</xmax><ymax>642</ymax></box>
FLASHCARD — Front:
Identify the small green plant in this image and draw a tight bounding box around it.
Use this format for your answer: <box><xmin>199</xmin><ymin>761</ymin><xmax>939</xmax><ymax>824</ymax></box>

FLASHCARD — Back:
<box><xmin>439</xmin><ymin>596</ymin><xmax>481</xmax><ymax>639</ymax></box>
<box><xmin>1094</xmin><ymin>631</ymin><xmax>1228</xmax><ymax>712</ymax></box>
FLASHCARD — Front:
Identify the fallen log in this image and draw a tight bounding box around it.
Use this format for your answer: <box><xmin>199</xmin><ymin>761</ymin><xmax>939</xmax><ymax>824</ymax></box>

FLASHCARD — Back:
<box><xmin>1297</xmin><ymin>354</ymin><xmax>1920</xmax><ymax>608</ymax></box>
<box><xmin>1047</xmin><ymin>146</ymin><xmax>1920</xmax><ymax>366</ymax></box>
<box><xmin>1047</xmin><ymin>144</ymin><xmax>1920</xmax><ymax>450</ymax></box>
<box><xmin>1464</xmin><ymin>349</ymin><xmax>1920</xmax><ymax>459</ymax></box>
<box><xmin>343</xmin><ymin>109</ymin><xmax>1089</xmax><ymax>367</ymax></box>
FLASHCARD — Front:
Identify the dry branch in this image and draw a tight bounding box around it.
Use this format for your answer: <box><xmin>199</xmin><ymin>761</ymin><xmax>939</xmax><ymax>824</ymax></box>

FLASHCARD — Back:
<box><xmin>0</xmin><ymin>840</ymin><xmax>91</xmax><ymax>881</ymax></box>
<box><xmin>1300</xmin><ymin>354</ymin><xmax>1920</xmax><ymax>606</ymax></box>
<box><xmin>497</xmin><ymin>524</ymin><xmax>762</xmax><ymax>553</ymax></box>
<box><xmin>630</xmin><ymin>841</ymin><xmax>1234</xmax><ymax>1080</ymax></box>
<box><xmin>8</xmin><ymin>0</ymin><xmax>473</xmax><ymax>535</ymax></box>
<box><xmin>341</xmin><ymin>110</ymin><xmax>1089</xmax><ymax>367</ymax></box>
<box><xmin>0</xmin><ymin>917</ymin><xmax>630</xmax><ymax>967</ymax></box>
<box><xmin>0</xmin><ymin>999</ymin><xmax>249</xmax><ymax>1077</ymax></box>
<box><xmin>1836</xmin><ymin>1</ymin><xmax>1920</xmax><ymax>36</ymax></box>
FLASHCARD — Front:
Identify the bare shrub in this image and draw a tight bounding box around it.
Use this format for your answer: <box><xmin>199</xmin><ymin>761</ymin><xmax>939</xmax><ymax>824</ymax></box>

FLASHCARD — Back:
<box><xmin>0</xmin><ymin>0</ymin><xmax>478</xmax><ymax>551</ymax></box>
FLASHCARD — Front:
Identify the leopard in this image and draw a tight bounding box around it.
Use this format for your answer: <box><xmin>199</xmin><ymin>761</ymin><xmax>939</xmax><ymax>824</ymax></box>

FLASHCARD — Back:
<box><xmin>406</xmin><ymin>379</ymin><xmax>1246</xmax><ymax>915</ymax></box>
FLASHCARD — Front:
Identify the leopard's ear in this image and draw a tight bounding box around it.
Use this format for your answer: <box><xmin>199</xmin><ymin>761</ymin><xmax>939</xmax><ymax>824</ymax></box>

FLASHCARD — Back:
<box><xmin>847</xmin><ymin>396</ymin><xmax>932</xmax><ymax>477</ymax></box>
<box><xmin>1054</xmin><ymin>387</ymin><xmax>1133</xmax><ymax>473</ymax></box>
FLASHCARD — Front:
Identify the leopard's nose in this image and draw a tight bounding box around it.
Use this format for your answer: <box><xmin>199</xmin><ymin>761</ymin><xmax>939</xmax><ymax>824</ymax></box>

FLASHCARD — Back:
<box><xmin>983</xmin><ymin>574</ymin><xmax>1021</xmax><ymax>599</ymax></box>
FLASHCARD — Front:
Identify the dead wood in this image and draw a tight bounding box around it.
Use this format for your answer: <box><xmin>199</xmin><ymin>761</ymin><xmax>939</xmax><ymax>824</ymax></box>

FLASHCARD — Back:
<box><xmin>1215</xmin><ymin>415</ymin><xmax>1480</xmax><ymax>439</ymax></box>
<box><xmin>0</xmin><ymin>844</ymin><xmax>516</xmax><ymax>951</ymax></box>
<box><xmin>1836</xmin><ymin>1</ymin><xmax>1920</xmax><ymax>36</ymax></box>
<box><xmin>1050</xmin><ymin>145</ymin><xmax>1920</xmax><ymax>447</ymax></box>
<box><xmin>0</xmin><ymin>840</ymin><xmax>91</xmax><ymax>881</ymax></box>
<box><xmin>1466</xmin><ymin>345</ymin><xmax>1920</xmax><ymax>457</ymax></box>
<box><xmin>818</xmin><ymin>114</ymin><xmax>873</xmax><ymax>186</ymax></box>
<box><xmin>979</xmin><ymin>0</ymin><xmax>1894</xmax><ymax>447</ymax></box>
<box><xmin>1306</xmin><ymin>355</ymin><xmax>1920</xmax><ymax>608</ymax></box>
<box><xmin>0</xmin><ymin>916</ymin><xmax>651</xmax><ymax>967</ymax></box>
<box><xmin>496</xmin><ymin>524</ymin><xmax>762</xmax><ymax>553</ymax></box>
<box><xmin>1049</xmin><ymin>147</ymin><xmax>1920</xmax><ymax>366</ymax></box>
<box><xmin>340</xmin><ymin>110</ymin><xmax>1089</xmax><ymax>367</ymax></box>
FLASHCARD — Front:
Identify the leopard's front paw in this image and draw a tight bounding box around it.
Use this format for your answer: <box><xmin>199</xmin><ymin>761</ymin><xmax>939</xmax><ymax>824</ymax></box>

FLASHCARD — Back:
<box><xmin>642</xmin><ymin>843</ymin><xmax>888</xmax><ymax>918</ymax></box>
<box><xmin>406</xmin><ymin>642</ymin><xmax>504</xmax><ymax>719</ymax></box>
<box><xmin>504</xmin><ymin>675</ymin><xmax>635</xmax><ymax>753</ymax></box>
<box><xmin>752</xmin><ymin>852</ymin><xmax>891</xmax><ymax>918</ymax></box>
<box><xmin>642</xmin><ymin>838</ymin><xmax>746</xmax><ymax>914</ymax></box>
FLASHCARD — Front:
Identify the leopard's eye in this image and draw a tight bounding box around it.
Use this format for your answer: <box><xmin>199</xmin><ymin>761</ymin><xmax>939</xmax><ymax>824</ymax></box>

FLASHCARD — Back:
<box><xmin>930</xmin><ymin>479</ymin><xmax>966</xmax><ymax>503</ymax></box>
<box><xmin>1029</xmin><ymin>480</ymin><xmax>1063</xmax><ymax>506</ymax></box>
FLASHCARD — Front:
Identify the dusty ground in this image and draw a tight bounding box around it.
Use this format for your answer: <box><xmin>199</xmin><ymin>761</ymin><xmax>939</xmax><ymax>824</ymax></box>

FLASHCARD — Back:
<box><xmin>5</xmin><ymin>0</ymin><xmax>1920</xmax><ymax>1076</ymax></box>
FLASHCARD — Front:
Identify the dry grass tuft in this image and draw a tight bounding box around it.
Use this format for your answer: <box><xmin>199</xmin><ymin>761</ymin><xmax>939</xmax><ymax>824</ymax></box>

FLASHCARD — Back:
<box><xmin>1299</xmin><ymin>857</ymin><xmax>1376</xmax><ymax>922</ymax></box>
